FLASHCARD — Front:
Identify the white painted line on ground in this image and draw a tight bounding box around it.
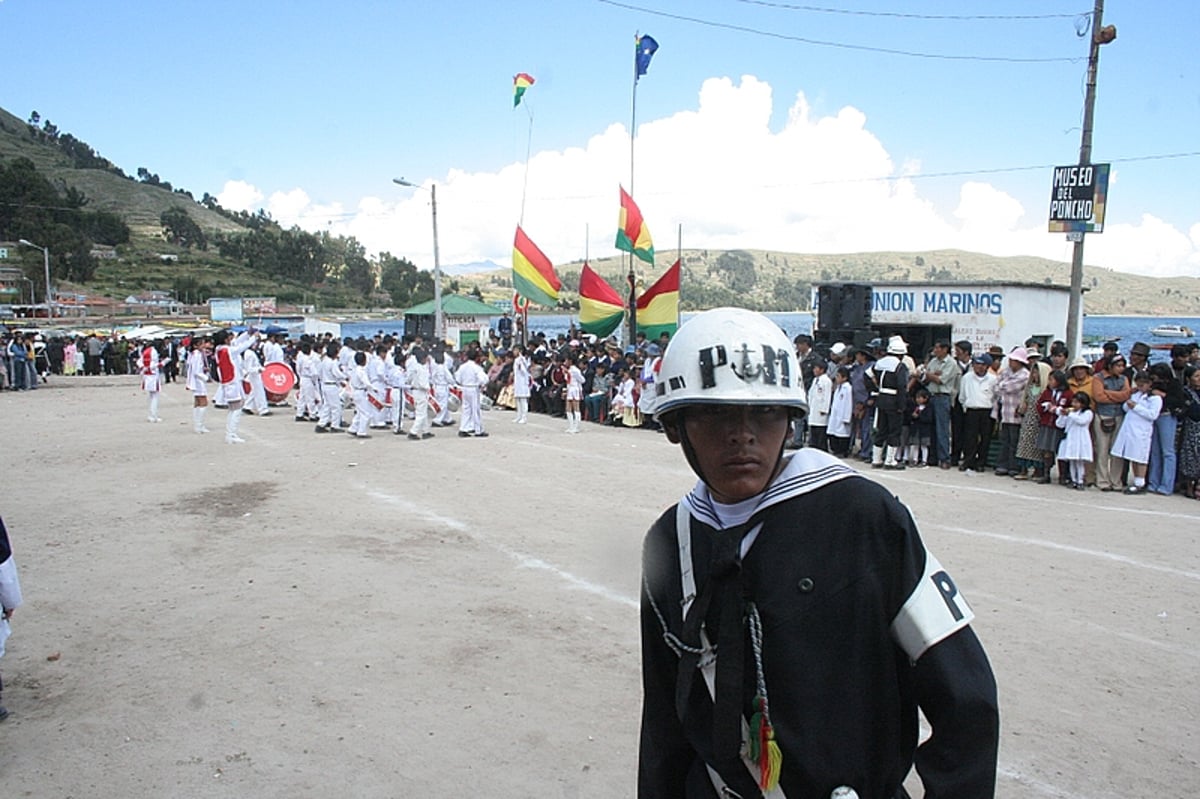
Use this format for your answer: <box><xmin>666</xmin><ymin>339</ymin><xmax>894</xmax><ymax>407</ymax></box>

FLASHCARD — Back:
<box><xmin>366</xmin><ymin>489</ymin><xmax>638</xmax><ymax>609</ymax></box>
<box><xmin>932</xmin><ymin>524</ymin><xmax>1200</xmax><ymax>582</ymax></box>
<box><xmin>879</xmin><ymin>470</ymin><xmax>1200</xmax><ymax>521</ymax></box>
<box><xmin>971</xmin><ymin>589</ymin><xmax>1199</xmax><ymax>660</ymax></box>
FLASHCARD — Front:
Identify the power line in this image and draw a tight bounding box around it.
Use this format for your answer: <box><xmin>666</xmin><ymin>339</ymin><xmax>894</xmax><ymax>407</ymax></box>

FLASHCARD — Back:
<box><xmin>733</xmin><ymin>0</ymin><xmax>1090</xmax><ymax>22</ymax></box>
<box><xmin>4</xmin><ymin>152</ymin><xmax>1195</xmax><ymax>220</ymax></box>
<box><xmin>596</xmin><ymin>0</ymin><xmax>1082</xmax><ymax>63</ymax></box>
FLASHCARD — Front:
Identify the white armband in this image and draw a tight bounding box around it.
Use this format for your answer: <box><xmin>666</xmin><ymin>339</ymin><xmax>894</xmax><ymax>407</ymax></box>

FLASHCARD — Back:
<box><xmin>891</xmin><ymin>551</ymin><xmax>973</xmax><ymax>661</ymax></box>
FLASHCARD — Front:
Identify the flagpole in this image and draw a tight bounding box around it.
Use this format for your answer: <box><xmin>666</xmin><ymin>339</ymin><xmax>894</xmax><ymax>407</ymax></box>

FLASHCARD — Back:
<box><xmin>628</xmin><ymin>32</ymin><xmax>639</xmax><ymax>347</ymax></box>
<box><xmin>677</xmin><ymin>223</ymin><xmax>682</xmax><ymax>329</ymax></box>
<box><xmin>520</xmin><ymin>102</ymin><xmax>534</xmax><ymax>226</ymax></box>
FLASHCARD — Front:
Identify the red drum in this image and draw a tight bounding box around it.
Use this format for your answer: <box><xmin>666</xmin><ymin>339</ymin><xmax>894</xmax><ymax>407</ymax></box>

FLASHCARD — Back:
<box><xmin>262</xmin><ymin>362</ymin><xmax>296</xmax><ymax>403</ymax></box>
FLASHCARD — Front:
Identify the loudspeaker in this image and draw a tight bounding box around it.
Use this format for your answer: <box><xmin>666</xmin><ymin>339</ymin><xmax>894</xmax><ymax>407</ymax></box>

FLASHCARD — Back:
<box><xmin>839</xmin><ymin>284</ymin><xmax>872</xmax><ymax>329</ymax></box>
<box><xmin>817</xmin><ymin>285</ymin><xmax>839</xmax><ymax>330</ymax></box>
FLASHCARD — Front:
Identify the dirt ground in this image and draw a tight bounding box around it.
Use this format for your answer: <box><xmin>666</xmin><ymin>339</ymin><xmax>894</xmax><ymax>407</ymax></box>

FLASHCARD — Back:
<box><xmin>0</xmin><ymin>377</ymin><xmax>1196</xmax><ymax>798</ymax></box>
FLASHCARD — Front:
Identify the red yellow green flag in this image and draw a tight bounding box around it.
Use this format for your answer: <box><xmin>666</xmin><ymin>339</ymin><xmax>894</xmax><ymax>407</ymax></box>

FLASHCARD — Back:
<box><xmin>636</xmin><ymin>259</ymin><xmax>680</xmax><ymax>340</ymax></box>
<box><xmin>578</xmin><ymin>263</ymin><xmax>625</xmax><ymax>337</ymax></box>
<box><xmin>512</xmin><ymin>226</ymin><xmax>560</xmax><ymax>308</ymax></box>
<box><xmin>615</xmin><ymin>186</ymin><xmax>655</xmax><ymax>265</ymax></box>
<box><xmin>513</xmin><ymin>73</ymin><xmax>535</xmax><ymax>107</ymax></box>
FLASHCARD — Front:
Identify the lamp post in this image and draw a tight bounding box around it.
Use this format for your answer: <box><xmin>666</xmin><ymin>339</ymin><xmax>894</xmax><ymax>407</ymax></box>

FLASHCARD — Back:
<box><xmin>17</xmin><ymin>239</ymin><xmax>52</xmax><ymax>319</ymax></box>
<box><xmin>392</xmin><ymin>178</ymin><xmax>443</xmax><ymax>341</ymax></box>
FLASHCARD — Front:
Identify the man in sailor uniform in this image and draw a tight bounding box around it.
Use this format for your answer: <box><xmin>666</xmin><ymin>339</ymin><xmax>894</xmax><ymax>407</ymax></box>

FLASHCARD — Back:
<box><xmin>639</xmin><ymin>308</ymin><xmax>998</xmax><ymax>799</ymax></box>
<box><xmin>0</xmin><ymin>516</ymin><xmax>24</xmax><ymax>721</ymax></box>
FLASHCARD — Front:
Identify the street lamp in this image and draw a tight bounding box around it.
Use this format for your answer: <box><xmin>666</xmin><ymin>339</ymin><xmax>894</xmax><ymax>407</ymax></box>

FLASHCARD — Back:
<box><xmin>392</xmin><ymin>178</ymin><xmax>443</xmax><ymax>341</ymax></box>
<box><xmin>17</xmin><ymin>239</ymin><xmax>52</xmax><ymax>319</ymax></box>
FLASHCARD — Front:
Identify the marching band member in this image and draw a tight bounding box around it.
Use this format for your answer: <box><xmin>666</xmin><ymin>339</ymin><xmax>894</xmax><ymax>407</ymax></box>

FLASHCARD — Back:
<box><xmin>315</xmin><ymin>341</ymin><xmax>347</xmax><ymax>433</ymax></box>
<box><xmin>430</xmin><ymin>348</ymin><xmax>456</xmax><ymax>428</ymax></box>
<box><xmin>347</xmin><ymin>351</ymin><xmax>374</xmax><ymax>438</ymax></box>
<box><xmin>139</xmin><ymin>340</ymin><xmax>163</xmax><ymax>423</ymax></box>
<box><xmin>405</xmin><ymin>346</ymin><xmax>434</xmax><ymax>441</ymax></box>
<box><xmin>386</xmin><ymin>345</ymin><xmax>407</xmax><ymax>435</ymax></box>
<box><xmin>241</xmin><ymin>342</ymin><xmax>271</xmax><ymax>417</ymax></box>
<box><xmin>366</xmin><ymin>345</ymin><xmax>390</xmax><ymax>428</ymax></box>
<box><xmin>455</xmin><ymin>349</ymin><xmax>489</xmax><ymax>438</ymax></box>
<box><xmin>294</xmin><ymin>340</ymin><xmax>321</xmax><ymax>422</ymax></box>
<box><xmin>185</xmin><ymin>337</ymin><xmax>213</xmax><ymax>434</ymax></box>
<box><xmin>213</xmin><ymin>328</ymin><xmax>258</xmax><ymax>444</ymax></box>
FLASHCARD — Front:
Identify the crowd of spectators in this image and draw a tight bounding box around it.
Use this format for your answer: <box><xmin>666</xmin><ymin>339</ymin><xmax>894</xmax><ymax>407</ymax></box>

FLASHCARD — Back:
<box><xmin>793</xmin><ymin>333</ymin><xmax>1200</xmax><ymax>499</ymax></box>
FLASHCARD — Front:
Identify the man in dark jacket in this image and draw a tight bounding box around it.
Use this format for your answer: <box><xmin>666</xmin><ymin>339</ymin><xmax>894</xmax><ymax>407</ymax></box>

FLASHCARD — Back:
<box><xmin>640</xmin><ymin>308</ymin><xmax>999</xmax><ymax>799</ymax></box>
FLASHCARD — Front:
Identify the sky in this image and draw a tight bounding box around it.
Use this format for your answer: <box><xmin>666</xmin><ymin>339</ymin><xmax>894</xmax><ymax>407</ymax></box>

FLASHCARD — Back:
<box><xmin>3</xmin><ymin>0</ymin><xmax>1198</xmax><ymax>279</ymax></box>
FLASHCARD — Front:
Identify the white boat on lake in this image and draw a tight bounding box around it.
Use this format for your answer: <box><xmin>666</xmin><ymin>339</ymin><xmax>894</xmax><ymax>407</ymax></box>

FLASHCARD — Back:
<box><xmin>1149</xmin><ymin>324</ymin><xmax>1195</xmax><ymax>337</ymax></box>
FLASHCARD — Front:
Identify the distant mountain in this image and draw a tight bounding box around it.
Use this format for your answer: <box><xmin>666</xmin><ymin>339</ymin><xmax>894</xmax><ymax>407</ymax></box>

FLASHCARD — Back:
<box><xmin>443</xmin><ymin>259</ymin><xmax>504</xmax><ymax>276</ymax></box>
<box><xmin>454</xmin><ymin>247</ymin><xmax>1200</xmax><ymax>315</ymax></box>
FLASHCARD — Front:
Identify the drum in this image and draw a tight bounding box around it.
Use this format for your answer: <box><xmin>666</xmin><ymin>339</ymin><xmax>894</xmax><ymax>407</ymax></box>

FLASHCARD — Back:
<box><xmin>262</xmin><ymin>362</ymin><xmax>296</xmax><ymax>404</ymax></box>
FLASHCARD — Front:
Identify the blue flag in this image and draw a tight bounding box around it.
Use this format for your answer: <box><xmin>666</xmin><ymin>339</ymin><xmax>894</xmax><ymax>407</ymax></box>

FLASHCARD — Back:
<box><xmin>635</xmin><ymin>34</ymin><xmax>658</xmax><ymax>79</ymax></box>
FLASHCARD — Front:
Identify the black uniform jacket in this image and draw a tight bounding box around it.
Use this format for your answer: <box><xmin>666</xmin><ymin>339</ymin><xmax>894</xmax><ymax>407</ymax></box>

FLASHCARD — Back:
<box><xmin>639</xmin><ymin>454</ymin><xmax>999</xmax><ymax>798</ymax></box>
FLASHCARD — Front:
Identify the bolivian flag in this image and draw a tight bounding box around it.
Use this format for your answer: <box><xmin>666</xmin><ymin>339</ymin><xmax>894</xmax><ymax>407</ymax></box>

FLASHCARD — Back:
<box><xmin>513</xmin><ymin>73</ymin><xmax>535</xmax><ymax>108</ymax></box>
<box><xmin>616</xmin><ymin>186</ymin><xmax>654</xmax><ymax>265</ymax></box>
<box><xmin>578</xmin><ymin>263</ymin><xmax>625</xmax><ymax>337</ymax></box>
<box><xmin>636</xmin><ymin>259</ymin><xmax>680</xmax><ymax>339</ymax></box>
<box><xmin>512</xmin><ymin>226</ymin><xmax>560</xmax><ymax>308</ymax></box>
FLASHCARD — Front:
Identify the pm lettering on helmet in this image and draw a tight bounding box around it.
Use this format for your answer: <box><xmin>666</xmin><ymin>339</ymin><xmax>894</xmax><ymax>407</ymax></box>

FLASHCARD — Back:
<box><xmin>698</xmin><ymin>345</ymin><xmax>728</xmax><ymax>389</ymax></box>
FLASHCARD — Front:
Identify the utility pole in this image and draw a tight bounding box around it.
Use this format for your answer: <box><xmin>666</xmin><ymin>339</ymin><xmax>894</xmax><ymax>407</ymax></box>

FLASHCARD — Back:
<box><xmin>1065</xmin><ymin>0</ymin><xmax>1115</xmax><ymax>355</ymax></box>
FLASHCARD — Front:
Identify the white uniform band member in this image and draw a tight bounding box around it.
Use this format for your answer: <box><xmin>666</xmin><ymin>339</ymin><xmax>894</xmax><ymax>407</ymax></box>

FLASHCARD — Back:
<box><xmin>406</xmin><ymin>347</ymin><xmax>433</xmax><ymax>440</ymax></box>
<box><xmin>294</xmin><ymin>343</ymin><xmax>321</xmax><ymax>422</ymax></box>
<box><xmin>213</xmin><ymin>329</ymin><xmax>258</xmax><ymax>444</ymax></box>
<box><xmin>241</xmin><ymin>345</ymin><xmax>271</xmax><ymax>416</ymax></box>
<box><xmin>512</xmin><ymin>346</ymin><xmax>531</xmax><ymax>423</ymax></box>
<box><xmin>315</xmin><ymin>342</ymin><xmax>347</xmax><ymax>433</ymax></box>
<box><xmin>455</xmin><ymin>350</ymin><xmax>489</xmax><ymax>438</ymax></box>
<box><xmin>140</xmin><ymin>343</ymin><xmax>163</xmax><ymax>422</ymax></box>
<box><xmin>430</xmin><ymin>351</ymin><xmax>455</xmax><ymax>428</ymax></box>
<box><xmin>184</xmin><ymin>339</ymin><xmax>212</xmax><ymax>433</ymax></box>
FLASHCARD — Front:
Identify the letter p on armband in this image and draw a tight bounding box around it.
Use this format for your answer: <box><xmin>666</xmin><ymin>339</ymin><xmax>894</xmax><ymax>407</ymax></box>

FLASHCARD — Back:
<box><xmin>891</xmin><ymin>554</ymin><xmax>975</xmax><ymax>661</ymax></box>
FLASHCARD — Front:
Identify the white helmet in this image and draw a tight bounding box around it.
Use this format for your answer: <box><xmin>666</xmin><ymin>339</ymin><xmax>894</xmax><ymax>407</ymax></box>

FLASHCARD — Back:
<box><xmin>655</xmin><ymin>307</ymin><xmax>808</xmax><ymax>419</ymax></box>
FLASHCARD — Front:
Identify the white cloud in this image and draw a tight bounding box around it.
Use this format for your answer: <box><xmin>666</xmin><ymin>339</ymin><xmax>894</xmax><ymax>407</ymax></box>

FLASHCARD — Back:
<box><xmin>225</xmin><ymin>77</ymin><xmax>1200</xmax><ymax>279</ymax></box>
<box><xmin>215</xmin><ymin>179</ymin><xmax>263</xmax><ymax>212</ymax></box>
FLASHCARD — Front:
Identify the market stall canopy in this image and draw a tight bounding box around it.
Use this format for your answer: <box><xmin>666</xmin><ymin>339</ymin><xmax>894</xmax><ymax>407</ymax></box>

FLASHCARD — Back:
<box><xmin>402</xmin><ymin>294</ymin><xmax>501</xmax><ymax>317</ymax></box>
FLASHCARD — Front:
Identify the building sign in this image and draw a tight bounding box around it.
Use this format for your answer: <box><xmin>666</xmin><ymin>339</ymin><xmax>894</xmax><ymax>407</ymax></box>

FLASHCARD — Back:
<box><xmin>242</xmin><ymin>297</ymin><xmax>277</xmax><ymax>315</ymax></box>
<box><xmin>872</xmin><ymin>289</ymin><xmax>1003</xmax><ymax>316</ymax></box>
<box><xmin>1048</xmin><ymin>163</ymin><xmax>1110</xmax><ymax>233</ymax></box>
<box><xmin>208</xmin><ymin>298</ymin><xmax>244</xmax><ymax>322</ymax></box>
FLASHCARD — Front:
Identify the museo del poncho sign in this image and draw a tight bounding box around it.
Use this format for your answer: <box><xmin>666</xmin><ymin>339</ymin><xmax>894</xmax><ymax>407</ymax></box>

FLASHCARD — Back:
<box><xmin>1047</xmin><ymin>163</ymin><xmax>1110</xmax><ymax>234</ymax></box>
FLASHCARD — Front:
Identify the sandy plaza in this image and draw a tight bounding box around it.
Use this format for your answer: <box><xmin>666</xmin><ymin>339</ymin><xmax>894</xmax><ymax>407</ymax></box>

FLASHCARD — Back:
<box><xmin>0</xmin><ymin>375</ymin><xmax>1197</xmax><ymax>798</ymax></box>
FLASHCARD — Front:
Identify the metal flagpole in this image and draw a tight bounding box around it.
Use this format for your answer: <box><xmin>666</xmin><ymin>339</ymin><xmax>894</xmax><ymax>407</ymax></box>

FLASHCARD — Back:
<box><xmin>627</xmin><ymin>32</ymin><xmax>639</xmax><ymax>348</ymax></box>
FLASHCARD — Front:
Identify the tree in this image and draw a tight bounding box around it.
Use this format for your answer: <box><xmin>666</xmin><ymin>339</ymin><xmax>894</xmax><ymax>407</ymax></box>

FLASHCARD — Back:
<box><xmin>378</xmin><ymin>252</ymin><xmax>430</xmax><ymax>307</ymax></box>
<box><xmin>160</xmin><ymin>207</ymin><xmax>207</xmax><ymax>250</ymax></box>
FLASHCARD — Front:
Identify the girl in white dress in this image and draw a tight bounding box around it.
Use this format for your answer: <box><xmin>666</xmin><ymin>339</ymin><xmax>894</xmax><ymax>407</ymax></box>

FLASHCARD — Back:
<box><xmin>1056</xmin><ymin>392</ymin><xmax>1095</xmax><ymax>490</ymax></box>
<box><xmin>1110</xmin><ymin>372</ymin><xmax>1162</xmax><ymax>494</ymax></box>
<box><xmin>564</xmin><ymin>355</ymin><xmax>585</xmax><ymax>433</ymax></box>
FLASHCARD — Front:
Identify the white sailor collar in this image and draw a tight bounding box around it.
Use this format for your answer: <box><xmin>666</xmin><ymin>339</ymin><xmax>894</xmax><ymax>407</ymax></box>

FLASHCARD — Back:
<box><xmin>681</xmin><ymin>448</ymin><xmax>859</xmax><ymax>532</ymax></box>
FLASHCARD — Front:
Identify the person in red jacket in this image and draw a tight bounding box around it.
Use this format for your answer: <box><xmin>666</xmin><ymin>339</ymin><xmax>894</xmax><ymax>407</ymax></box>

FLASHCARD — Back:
<box><xmin>212</xmin><ymin>328</ymin><xmax>259</xmax><ymax>444</ymax></box>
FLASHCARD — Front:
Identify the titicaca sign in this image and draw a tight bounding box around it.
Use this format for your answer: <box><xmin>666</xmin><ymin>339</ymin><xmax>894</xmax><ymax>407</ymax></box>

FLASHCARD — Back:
<box><xmin>1047</xmin><ymin>163</ymin><xmax>1110</xmax><ymax>233</ymax></box>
